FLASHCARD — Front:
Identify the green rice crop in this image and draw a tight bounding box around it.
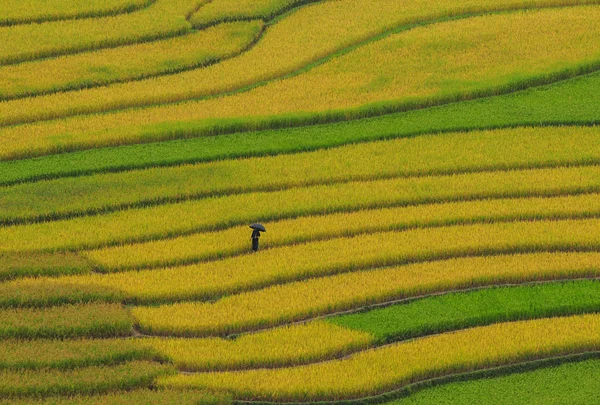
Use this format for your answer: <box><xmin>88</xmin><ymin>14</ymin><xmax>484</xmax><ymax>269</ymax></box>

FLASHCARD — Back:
<box><xmin>0</xmin><ymin>361</ymin><xmax>173</xmax><ymax>398</ymax></box>
<box><xmin>3</xmin><ymin>125</ymin><xmax>599</xmax><ymax>224</ymax></box>
<box><xmin>0</xmin><ymin>2</ymin><xmax>600</xmax><ymax>153</ymax></box>
<box><xmin>0</xmin><ymin>252</ymin><xmax>91</xmax><ymax>281</ymax></box>
<box><xmin>0</xmin><ymin>389</ymin><xmax>230</xmax><ymax>405</ymax></box>
<box><xmin>0</xmin><ymin>21</ymin><xmax>263</xmax><ymax>100</ymax></box>
<box><xmin>2</xmin><ymin>165</ymin><xmax>600</xmax><ymax>253</ymax></box>
<box><xmin>328</xmin><ymin>280</ymin><xmax>600</xmax><ymax>343</ymax></box>
<box><xmin>0</xmin><ymin>339</ymin><xmax>154</xmax><ymax>370</ymax></box>
<box><xmin>131</xmin><ymin>249</ymin><xmax>600</xmax><ymax>335</ymax></box>
<box><xmin>2</xmin><ymin>70</ymin><xmax>598</xmax><ymax>181</ymax></box>
<box><xmin>388</xmin><ymin>359</ymin><xmax>600</xmax><ymax>405</ymax></box>
<box><xmin>0</xmin><ymin>0</ymin><xmax>154</xmax><ymax>26</ymax></box>
<box><xmin>0</xmin><ymin>282</ymin><xmax>124</xmax><ymax>308</ymax></box>
<box><xmin>87</xmin><ymin>193</ymin><xmax>600</xmax><ymax>271</ymax></box>
<box><xmin>157</xmin><ymin>314</ymin><xmax>600</xmax><ymax>400</ymax></box>
<box><xmin>0</xmin><ymin>303</ymin><xmax>133</xmax><ymax>339</ymax></box>
<box><xmin>0</xmin><ymin>0</ymin><xmax>201</xmax><ymax>66</ymax></box>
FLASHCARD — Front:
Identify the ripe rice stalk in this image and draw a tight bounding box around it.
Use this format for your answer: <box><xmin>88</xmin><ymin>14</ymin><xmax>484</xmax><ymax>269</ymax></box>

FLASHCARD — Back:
<box><xmin>3</xmin><ymin>4</ymin><xmax>600</xmax><ymax>155</ymax></box>
<box><xmin>157</xmin><ymin>314</ymin><xmax>600</xmax><ymax>401</ymax></box>
<box><xmin>3</xmin><ymin>125</ymin><xmax>598</xmax><ymax>224</ymax></box>
<box><xmin>131</xmin><ymin>250</ymin><xmax>600</xmax><ymax>335</ymax></box>
<box><xmin>2</xmin><ymin>165</ymin><xmax>600</xmax><ymax>253</ymax></box>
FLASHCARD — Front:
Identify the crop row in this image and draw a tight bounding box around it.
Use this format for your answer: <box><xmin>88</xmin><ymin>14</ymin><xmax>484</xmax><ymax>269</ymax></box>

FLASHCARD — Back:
<box><xmin>0</xmin><ymin>0</ymin><xmax>202</xmax><ymax>66</ymax></box>
<box><xmin>387</xmin><ymin>358</ymin><xmax>600</xmax><ymax>405</ymax></box>
<box><xmin>0</xmin><ymin>21</ymin><xmax>263</xmax><ymax>101</ymax></box>
<box><xmin>3</xmin><ymin>125</ymin><xmax>598</xmax><ymax>224</ymax></box>
<box><xmin>1</xmin><ymin>69</ymin><xmax>597</xmax><ymax>178</ymax></box>
<box><xmin>5</xmin><ymin>219</ymin><xmax>600</xmax><ymax>308</ymax></box>
<box><xmin>141</xmin><ymin>280</ymin><xmax>600</xmax><ymax>371</ymax></box>
<box><xmin>2</xmin><ymin>4</ymin><xmax>599</xmax><ymax>155</ymax></box>
<box><xmin>86</xmin><ymin>193</ymin><xmax>600</xmax><ymax>271</ymax></box>
<box><xmin>0</xmin><ymin>339</ymin><xmax>153</xmax><ymax>370</ymax></box>
<box><xmin>0</xmin><ymin>361</ymin><xmax>173</xmax><ymax>399</ymax></box>
<box><xmin>0</xmin><ymin>0</ymin><xmax>155</xmax><ymax>26</ymax></box>
<box><xmin>0</xmin><ymin>252</ymin><xmax>90</xmax><ymax>281</ymax></box>
<box><xmin>0</xmin><ymin>389</ymin><xmax>229</xmax><ymax>405</ymax></box>
<box><xmin>3</xmin><ymin>164</ymin><xmax>600</xmax><ymax>253</ymax></box>
<box><xmin>190</xmin><ymin>0</ymin><xmax>311</xmax><ymax>28</ymax></box>
<box><xmin>157</xmin><ymin>314</ymin><xmax>600</xmax><ymax>401</ymax></box>
<box><xmin>0</xmin><ymin>303</ymin><xmax>133</xmax><ymax>339</ymax></box>
<box><xmin>130</xmin><ymin>245</ymin><xmax>600</xmax><ymax>335</ymax></box>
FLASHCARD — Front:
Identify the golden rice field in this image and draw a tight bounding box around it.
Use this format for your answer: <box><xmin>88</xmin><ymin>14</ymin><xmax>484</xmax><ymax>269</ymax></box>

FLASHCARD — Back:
<box><xmin>2</xmin><ymin>0</ymin><xmax>600</xmax><ymax>403</ymax></box>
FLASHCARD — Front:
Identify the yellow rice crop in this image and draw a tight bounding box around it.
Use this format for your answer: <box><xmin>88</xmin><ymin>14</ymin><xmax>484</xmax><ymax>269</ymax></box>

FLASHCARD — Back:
<box><xmin>0</xmin><ymin>0</ymin><xmax>153</xmax><ymax>25</ymax></box>
<box><xmin>0</xmin><ymin>21</ymin><xmax>263</xmax><ymax>100</ymax></box>
<box><xmin>2</xmin><ymin>1</ymin><xmax>600</xmax><ymax>156</ymax></box>
<box><xmin>145</xmin><ymin>321</ymin><xmax>373</xmax><ymax>371</ymax></box>
<box><xmin>190</xmin><ymin>0</ymin><xmax>302</xmax><ymax>27</ymax></box>
<box><xmin>15</xmin><ymin>218</ymin><xmax>600</xmax><ymax>306</ymax></box>
<box><xmin>158</xmin><ymin>314</ymin><xmax>600</xmax><ymax>400</ymax></box>
<box><xmin>5</xmin><ymin>125</ymin><xmax>599</xmax><ymax>223</ymax></box>
<box><xmin>2</xmin><ymin>165</ymin><xmax>600</xmax><ymax>253</ymax></box>
<box><xmin>85</xmin><ymin>193</ymin><xmax>600</xmax><ymax>271</ymax></box>
<box><xmin>0</xmin><ymin>0</ymin><xmax>202</xmax><ymax>65</ymax></box>
<box><xmin>132</xmin><ymin>251</ymin><xmax>600</xmax><ymax>335</ymax></box>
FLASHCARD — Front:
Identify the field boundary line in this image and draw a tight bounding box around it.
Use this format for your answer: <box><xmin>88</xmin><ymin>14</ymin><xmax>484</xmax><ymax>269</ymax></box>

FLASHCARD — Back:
<box><xmin>232</xmin><ymin>351</ymin><xmax>600</xmax><ymax>405</ymax></box>
<box><xmin>2</xmin><ymin>161</ymin><xmax>599</xmax><ymax>228</ymax></box>
<box><xmin>3</xmin><ymin>2</ymin><xmax>599</xmax><ymax>127</ymax></box>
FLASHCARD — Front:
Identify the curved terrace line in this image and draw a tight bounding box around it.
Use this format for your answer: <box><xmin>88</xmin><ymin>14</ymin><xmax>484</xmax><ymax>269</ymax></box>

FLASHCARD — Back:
<box><xmin>0</xmin><ymin>0</ymin><xmax>159</xmax><ymax>27</ymax></box>
<box><xmin>231</xmin><ymin>352</ymin><xmax>600</xmax><ymax>405</ymax></box>
<box><xmin>1</xmin><ymin>2</ymin><xmax>598</xmax><ymax>128</ymax></box>
<box><xmin>1</xmin><ymin>161</ymin><xmax>598</xmax><ymax>228</ymax></box>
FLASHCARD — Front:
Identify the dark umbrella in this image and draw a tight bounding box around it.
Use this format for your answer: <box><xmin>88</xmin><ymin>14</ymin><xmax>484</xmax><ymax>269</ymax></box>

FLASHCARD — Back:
<box><xmin>249</xmin><ymin>223</ymin><xmax>266</xmax><ymax>232</ymax></box>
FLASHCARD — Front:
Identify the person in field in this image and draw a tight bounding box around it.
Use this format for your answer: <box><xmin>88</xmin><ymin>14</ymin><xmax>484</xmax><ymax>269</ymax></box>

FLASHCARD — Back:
<box><xmin>249</xmin><ymin>223</ymin><xmax>266</xmax><ymax>252</ymax></box>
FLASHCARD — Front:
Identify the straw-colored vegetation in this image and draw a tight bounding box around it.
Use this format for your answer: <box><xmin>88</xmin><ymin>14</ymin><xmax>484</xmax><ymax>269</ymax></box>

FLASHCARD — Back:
<box><xmin>0</xmin><ymin>361</ymin><xmax>173</xmax><ymax>398</ymax></box>
<box><xmin>190</xmin><ymin>0</ymin><xmax>308</xmax><ymax>27</ymax></box>
<box><xmin>145</xmin><ymin>321</ymin><xmax>373</xmax><ymax>371</ymax></box>
<box><xmin>0</xmin><ymin>303</ymin><xmax>133</xmax><ymax>339</ymax></box>
<box><xmin>3</xmin><ymin>125</ymin><xmax>598</xmax><ymax>224</ymax></box>
<box><xmin>3</xmin><ymin>164</ymin><xmax>600</xmax><ymax>253</ymax></box>
<box><xmin>86</xmin><ymin>193</ymin><xmax>600</xmax><ymax>271</ymax></box>
<box><xmin>158</xmin><ymin>314</ymin><xmax>600</xmax><ymax>400</ymax></box>
<box><xmin>0</xmin><ymin>252</ymin><xmax>91</xmax><ymax>281</ymax></box>
<box><xmin>3</xmin><ymin>2</ymin><xmax>600</xmax><ymax>157</ymax></box>
<box><xmin>0</xmin><ymin>0</ymin><xmax>154</xmax><ymax>26</ymax></box>
<box><xmin>0</xmin><ymin>0</ymin><xmax>201</xmax><ymax>66</ymax></box>
<box><xmin>0</xmin><ymin>21</ymin><xmax>263</xmax><ymax>100</ymax></box>
<box><xmin>131</xmin><ymin>251</ymin><xmax>600</xmax><ymax>335</ymax></box>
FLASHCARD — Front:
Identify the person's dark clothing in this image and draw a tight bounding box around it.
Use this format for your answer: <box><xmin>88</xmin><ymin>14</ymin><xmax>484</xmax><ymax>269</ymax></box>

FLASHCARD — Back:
<box><xmin>251</xmin><ymin>229</ymin><xmax>261</xmax><ymax>251</ymax></box>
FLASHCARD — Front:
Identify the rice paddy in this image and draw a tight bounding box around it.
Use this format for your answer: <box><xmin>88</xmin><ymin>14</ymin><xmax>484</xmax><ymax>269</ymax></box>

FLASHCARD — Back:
<box><xmin>2</xmin><ymin>0</ymin><xmax>599</xmax><ymax>402</ymax></box>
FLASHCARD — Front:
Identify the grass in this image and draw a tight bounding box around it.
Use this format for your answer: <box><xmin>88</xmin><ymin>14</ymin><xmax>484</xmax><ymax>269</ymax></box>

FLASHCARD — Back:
<box><xmin>387</xmin><ymin>358</ymin><xmax>600</xmax><ymax>405</ymax></box>
<box><xmin>145</xmin><ymin>321</ymin><xmax>372</xmax><ymax>371</ymax></box>
<box><xmin>0</xmin><ymin>0</ymin><xmax>154</xmax><ymax>26</ymax></box>
<box><xmin>0</xmin><ymin>0</ymin><xmax>200</xmax><ymax>66</ymax></box>
<box><xmin>3</xmin><ymin>165</ymin><xmax>600</xmax><ymax>252</ymax></box>
<box><xmin>3</xmin><ymin>125</ymin><xmax>599</xmax><ymax>224</ymax></box>
<box><xmin>0</xmin><ymin>303</ymin><xmax>133</xmax><ymax>339</ymax></box>
<box><xmin>157</xmin><ymin>314</ymin><xmax>600</xmax><ymax>401</ymax></box>
<box><xmin>3</xmin><ymin>5</ymin><xmax>600</xmax><ymax>156</ymax></box>
<box><xmin>129</xmin><ymin>250</ymin><xmax>600</xmax><ymax>335</ymax></box>
<box><xmin>0</xmin><ymin>361</ymin><xmax>173</xmax><ymax>398</ymax></box>
<box><xmin>0</xmin><ymin>21</ymin><xmax>263</xmax><ymax>101</ymax></box>
<box><xmin>85</xmin><ymin>193</ymin><xmax>600</xmax><ymax>271</ymax></box>
<box><xmin>0</xmin><ymin>252</ymin><xmax>91</xmax><ymax>281</ymax></box>
<box><xmin>1</xmin><ymin>70</ymin><xmax>598</xmax><ymax>179</ymax></box>
<box><xmin>328</xmin><ymin>280</ymin><xmax>600</xmax><ymax>343</ymax></box>
<box><xmin>0</xmin><ymin>389</ymin><xmax>230</xmax><ymax>405</ymax></box>
<box><xmin>0</xmin><ymin>339</ymin><xmax>154</xmax><ymax>370</ymax></box>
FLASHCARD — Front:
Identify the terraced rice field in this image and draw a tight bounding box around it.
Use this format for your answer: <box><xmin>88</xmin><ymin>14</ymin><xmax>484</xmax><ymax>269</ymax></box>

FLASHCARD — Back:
<box><xmin>1</xmin><ymin>0</ymin><xmax>600</xmax><ymax>403</ymax></box>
